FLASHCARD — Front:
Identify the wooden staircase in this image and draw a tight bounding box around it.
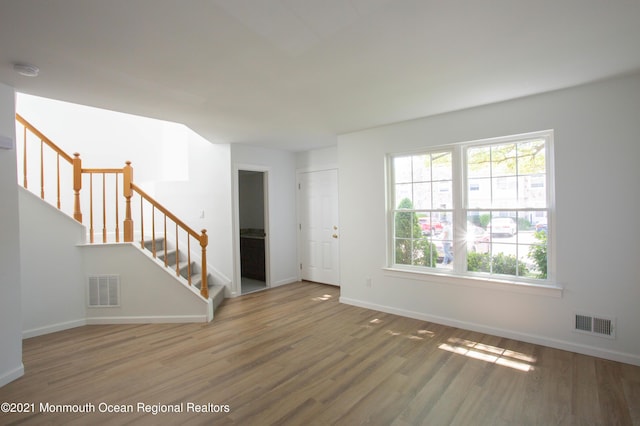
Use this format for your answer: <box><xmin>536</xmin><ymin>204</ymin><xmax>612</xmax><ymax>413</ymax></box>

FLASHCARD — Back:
<box><xmin>143</xmin><ymin>238</ymin><xmax>225</xmax><ymax>312</ymax></box>
<box><xmin>15</xmin><ymin>113</ymin><xmax>225</xmax><ymax>318</ymax></box>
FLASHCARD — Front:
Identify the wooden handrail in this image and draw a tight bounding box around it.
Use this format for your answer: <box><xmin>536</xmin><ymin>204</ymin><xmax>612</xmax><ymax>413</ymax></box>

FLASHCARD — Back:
<box><xmin>130</xmin><ymin>183</ymin><xmax>202</xmax><ymax>240</ymax></box>
<box><xmin>16</xmin><ymin>114</ymin><xmax>74</xmax><ymax>163</ymax></box>
<box><xmin>83</xmin><ymin>168</ymin><xmax>126</xmax><ymax>174</ymax></box>
<box><xmin>129</xmin><ymin>182</ymin><xmax>209</xmax><ymax>298</ymax></box>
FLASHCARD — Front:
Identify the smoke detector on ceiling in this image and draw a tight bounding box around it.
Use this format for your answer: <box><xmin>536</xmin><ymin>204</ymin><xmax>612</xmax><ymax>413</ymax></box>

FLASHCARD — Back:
<box><xmin>13</xmin><ymin>63</ymin><xmax>39</xmax><ymax>77</ymax></box>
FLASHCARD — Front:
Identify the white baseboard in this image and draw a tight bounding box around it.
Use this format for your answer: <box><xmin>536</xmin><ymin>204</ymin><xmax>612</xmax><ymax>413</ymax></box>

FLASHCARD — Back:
<box><xmin>0</xmin><ymin>364</ymin><xmax>25</xmax><ymax>387</ymax></box>
<box><xmin>272</xmin><ymin>276</ymin><xmax>299</xmax><ymax>288</ymax></box>
<box><xmin>22</xmin><ymin>315</ymin><xmax>209</xmax><ymax>340</ymax></box>
<box><xmin>23</xmin><ymin>319</ymin><xmax>87</xmax><ymax>339</ymax></box>
<box><xmin>86</xmin><ymin>315</ymin><xmax>208</xmax><ymax>324</ymax></box>
<box><xmin>339</xmin><ymin>297</ymin><xmax>640</xmax><ymax>367</ymax></box>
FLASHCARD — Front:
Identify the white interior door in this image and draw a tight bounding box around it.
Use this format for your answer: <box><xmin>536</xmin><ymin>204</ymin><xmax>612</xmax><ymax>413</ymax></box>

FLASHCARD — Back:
<box><xmin>298</xmin><ymin>169</ymin><xmax>340</xmax><ymax>286</ymax></box>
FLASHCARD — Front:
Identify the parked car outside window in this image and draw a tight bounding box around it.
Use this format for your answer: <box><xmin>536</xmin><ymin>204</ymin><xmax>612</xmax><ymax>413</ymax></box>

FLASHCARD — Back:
<box><xmin>418</xmin><ymin>217</ymin><xmax>442</xmax><ymax>236</ymax></box>
<box><xmin>487</xmin><ymin>217</ymin><xmax>517</xmax><ymax>236</ymax></box>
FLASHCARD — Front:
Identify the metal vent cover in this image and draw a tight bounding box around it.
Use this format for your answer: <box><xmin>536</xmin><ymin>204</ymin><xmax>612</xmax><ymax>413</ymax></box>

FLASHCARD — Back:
<box><xmin>574</xmin><ymin>313</ymin><xmax>615</xmax><ymax>338</ymax></box>
<box><xmin>88</xmin><ymin>275</ymin><xmax>120</xmax><ymax>307</ymax></box>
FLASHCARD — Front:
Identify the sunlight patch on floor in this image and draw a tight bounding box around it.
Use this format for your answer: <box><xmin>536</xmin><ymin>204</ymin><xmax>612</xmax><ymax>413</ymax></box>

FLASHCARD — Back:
<box><xmin>439</xmin><ymin>337</ymin><xmax>536</xmax><ymax>372</ymax></box>
<box><xmin>311</xmin><ymin>294</ymin><xmax>333</xmax><ymax>301</ymax></box>
<box><xmin>367</xmin><ymin>319</ymin><xmax>437</xmax><ymax>341</ymax></box>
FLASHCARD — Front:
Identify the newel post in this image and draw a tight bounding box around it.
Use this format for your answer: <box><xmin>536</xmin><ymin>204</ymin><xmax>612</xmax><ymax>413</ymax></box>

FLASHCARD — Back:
<box><xmin>72</xmin><ymin>153</ymin><xmax>83</xmax><ymax>223</ymax></box>
<box><xmin>200</xmin><ymin>229</ymin><xmax>209</xmax><ymax>299</ymax></box>
<box><xmin>123</xmin><ymin>161</ymin><xmax>134</xmax><ymax>242</ymax></box>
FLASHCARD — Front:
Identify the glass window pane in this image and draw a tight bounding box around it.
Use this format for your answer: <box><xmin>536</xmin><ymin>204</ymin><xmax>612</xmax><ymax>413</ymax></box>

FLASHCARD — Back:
<box><xmin>467</xmin><ymin>146</ymin><xmax>491</xmax><ymax>178</ymax></box>
<box><xmin>466</xmin><ymin>211</ymin><xmax>484</xmax><ymax>228</ymax></box>
<box><xmin>466</xmin><ymin>210</ymin><xmax>489</xmax><ymax>273</ymax></box>
<box><xmin>488</xmin><ymin>212</ymin><xmax>517</xmax><ymax>237</ymax></box>
<box><xmin>421</xmin><ymin>238</ymin><xmax>439</xmax><ymax>268</ymax></box>
<box><xmin>394</xmin><ymin>156</ymin><xmax>412</xmax><ymax>183</ymax></box>
<box><xmin>433</xmin><ymin>213</ymin><xmax>453</xmax><ymax>269</ymax></box>
<box><xmin>395</xmin><ymin>211</ymin><xmax>418</xmax><ymax>238</ymax></box>
<box><xmin>433</xmin><ymin>180</ymin><xmax>452</xmax><ymax>209</ymax></box>
<box><xmin>467</xmin><ymin>177</ymin><xmax>491</xmax><ymax>209</ymax></box>
<box><xmin>395</xmin><ymin>188</ymin><xmax>413</xmax><ymax>209</ymax></box>
<box><xmin>492</xmin><ymin>143</ymin><xmax>517</xmax><ymax>177</ymax></box>
<box><xmin>466</xmin><ymin>214</ymin><xmax>490</xmax><ymax>255</ymax></box>
<box><xmin>518</xmin><ymin>174</ymin><xmax>546</xmax><ymax>208</ymax></box>
<box><xmin>418</xmin><ymin>213</ymin><xmax>442</xmax><ymax>236</ymax></box>
<box><xmin>468</xmin><ymin>251</ymin><xmax>491</xmax><ymax>272</ymax></box>
<box><xmin>517</xmin><ymin>211</ymin><xmax>531</xmax><ymax>233</ymax></box>
<box><xmin>490</xmin><ymin>243</ymin><xmax>519</xmax><ymax>276</ymax></box>
<box><xmin>517</xmin><ymin>140</ymin><xmax>546</xmax><ymax>175</ymax></box>
<box><xmin>412</xmin><ymin>154</ymin><xmax>431</xmax><ymax>182</ymax></box>
<box><xmin>413</xmin><ymin>238</ymin><xmax>431</xmax><ymax>266</ymax></box>
<box><xmin>531</xmin><ymin>211</ymin><xmax>548</xmax><ymax>234</ymax></box>
<box><xmin>527</xmin><ymin>238</ymin><xmax>548</xmax><ymax>279</ymax></box>
<box><xmin>432</xmin><ymin>152</ymin><xmax>452</xmax><ymax>181</ymax></box>
<box><xmin>395</xmin><ymin>239</ymin><xmax>412</xmax><ymax>265</ymax></box>
<box><xmin>413</xmin><ymin>182</ymin><xmax>432</xmax><ymax>209</ymax></box>
<box><xmin>492</xmin><ymin>177</ymin><xmax>517</xmax><ymax>208</ymax></box>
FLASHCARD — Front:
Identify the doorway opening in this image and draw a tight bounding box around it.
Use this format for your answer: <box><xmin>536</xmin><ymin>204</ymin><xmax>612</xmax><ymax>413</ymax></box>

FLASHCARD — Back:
<box><xmin>238</xmin><ymin>170</ymin><xmax>268</xmax><ymax>294</ymax></box>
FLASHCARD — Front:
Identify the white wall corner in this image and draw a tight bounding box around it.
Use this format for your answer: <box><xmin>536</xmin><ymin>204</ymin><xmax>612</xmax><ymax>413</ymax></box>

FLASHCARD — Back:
<box><xmin>23</xmin><ymin>319</ymin><xmax>87</xmax><ymax>339</ymax></box>
<box><xmin>0</xmin><ymin>364</ymin><xmax>25</xmax><ymax>388</ymax></box>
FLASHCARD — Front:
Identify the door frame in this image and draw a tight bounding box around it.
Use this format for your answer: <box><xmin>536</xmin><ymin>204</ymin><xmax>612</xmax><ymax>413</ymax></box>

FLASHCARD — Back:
<box><xmin>296</xmin><ymin>165</ymin><xmax>340</xmax><ymax>285</ymax></box>
<box><xmin>233</xmin><ymin>163</ymin><xmax>271</xmax><ymax>296</ymax></box>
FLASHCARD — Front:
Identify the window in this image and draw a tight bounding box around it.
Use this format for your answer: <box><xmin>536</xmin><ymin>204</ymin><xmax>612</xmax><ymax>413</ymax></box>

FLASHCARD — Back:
<box><xmin>389</xmin><ymin>130</ymin><xmax>553</xmax><ymax>284</ymax></box>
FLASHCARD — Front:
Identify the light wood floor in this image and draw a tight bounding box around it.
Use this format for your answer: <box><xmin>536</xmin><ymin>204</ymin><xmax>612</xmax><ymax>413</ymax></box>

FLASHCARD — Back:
<box><xmin>1</xmin><ymin>281</ymin><xmax>639</xmax><ymax>425</ymax></box>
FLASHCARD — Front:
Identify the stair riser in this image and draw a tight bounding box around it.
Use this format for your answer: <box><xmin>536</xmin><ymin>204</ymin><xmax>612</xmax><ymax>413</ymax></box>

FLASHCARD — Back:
<box><xmin>143</xmin><ymin>239</ymin><xmax>165</xmax><ymax>252</ymax></box>
<box><xmin>158</xmin><ymin>251</ymin><xmax>181</xmax><ymax>267</ymax></box>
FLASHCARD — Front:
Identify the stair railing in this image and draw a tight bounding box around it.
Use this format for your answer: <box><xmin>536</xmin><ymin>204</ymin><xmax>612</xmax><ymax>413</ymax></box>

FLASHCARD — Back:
<box><xmin>128</xmin><ymin>179</ymin><xmax>209</xmax><ymax>298</ymax></box>
<box><xmin>15</xmin><ymin>113</ymin><xmax>209</xmax><ymax>298</ymax></box>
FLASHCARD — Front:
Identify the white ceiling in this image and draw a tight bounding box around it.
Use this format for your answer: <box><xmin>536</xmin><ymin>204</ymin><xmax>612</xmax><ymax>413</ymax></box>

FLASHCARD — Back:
<box><xmin>2</xmin><ymin>0</ymin><xmax>640</xmax><ymax>151</ymax></box>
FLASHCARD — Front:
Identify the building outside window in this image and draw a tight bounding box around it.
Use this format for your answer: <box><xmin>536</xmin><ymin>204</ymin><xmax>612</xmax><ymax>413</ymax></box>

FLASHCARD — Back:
<box><xmin>389</xmin><ymin>130</ymin><xmax>553</xmax><ymax>284</ymax></box>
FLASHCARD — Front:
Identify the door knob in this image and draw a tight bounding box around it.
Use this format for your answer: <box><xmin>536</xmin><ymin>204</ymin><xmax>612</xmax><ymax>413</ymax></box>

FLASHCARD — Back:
<box><xmin>332</xmin><ymin>234</ymin><xmax>339</xmax><ymax>239</ymax></box>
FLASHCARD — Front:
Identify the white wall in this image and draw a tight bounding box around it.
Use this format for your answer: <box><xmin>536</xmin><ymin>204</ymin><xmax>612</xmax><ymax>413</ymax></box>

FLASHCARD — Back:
<box><xmin>295</xmin><ymin>146</ymin><xmax>338</xmax><ymax>171</ymax></box>
<box><xmin>154</xmin><ymin>135</ymin><xmax>234</xmax><ymax>287</ymax></box>
<box><xmin>338</xmin><ymin>72</ymin><xmax>640</xmax><ymax>365</ymax></box>
<box><xmin>231</xmin><ymin>144</ymin><xmax>298</xmax><ymax>291</ymax></box>
<box><xmin>81</xmin><ymin>244</ymin><xmax>209</xmax><ymax>322</ymax></box>
<box><xmin>16</xmin><ymin>94</ymin><xmax>169</xmax><ymax>184</ymax></box>
<box><xmin>19</xmin><ymin>188</ymin><xmax>86</xmax><ymax>338</ymax></box>
<box><xmin>0</xmin><ymin>83</ymin><xmax>23</xmax><ymax>386</ymax></box>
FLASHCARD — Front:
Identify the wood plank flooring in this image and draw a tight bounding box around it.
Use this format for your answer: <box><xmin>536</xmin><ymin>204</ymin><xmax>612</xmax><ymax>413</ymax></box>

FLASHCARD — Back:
<box><xmin>1</xmin><ymin>281</ymin><xmax>639</xmax><ymax>425</ymax></box>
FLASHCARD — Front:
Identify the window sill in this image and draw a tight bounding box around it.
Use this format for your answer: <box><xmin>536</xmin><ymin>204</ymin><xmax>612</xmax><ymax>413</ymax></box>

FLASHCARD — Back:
<box><xmin>383</xmin><ymin>267</ymin><xmax>563</xmax><ymax>298</ymax></box>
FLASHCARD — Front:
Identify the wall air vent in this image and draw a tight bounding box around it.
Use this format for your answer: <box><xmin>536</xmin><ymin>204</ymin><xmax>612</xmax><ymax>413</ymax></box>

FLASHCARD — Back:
<box><xmin>574</xmin><ymin>313</ymin><xmax>615</xmax><ymax>338</ymax></box>
<box><xmin>88</xmin><ymin>275</ymin><xmax>120</xmax><ymax>307</ymax></box>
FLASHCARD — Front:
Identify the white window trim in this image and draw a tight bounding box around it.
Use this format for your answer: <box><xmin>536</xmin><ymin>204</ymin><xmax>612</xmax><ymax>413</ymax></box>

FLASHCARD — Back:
<box><xmin>387</xmin><ymin>130</ymin><xmax>558</xmax><ymax>290</ymax></box>
<box><xmin>383</xmin><ymin>266</ymin><xmax>563</xmax><ymax>297</ymax></box>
